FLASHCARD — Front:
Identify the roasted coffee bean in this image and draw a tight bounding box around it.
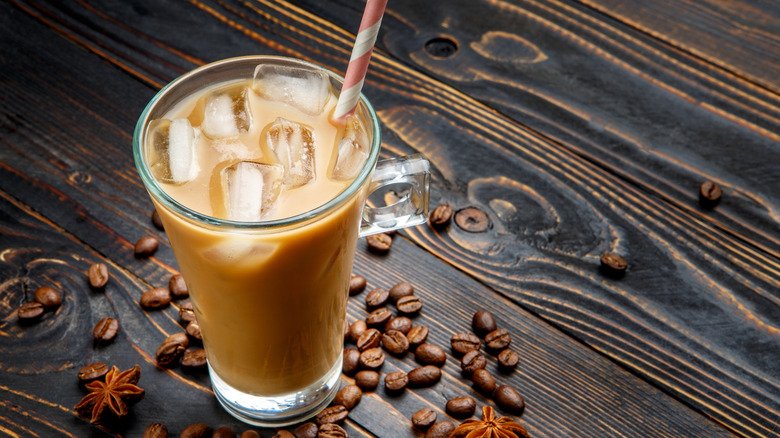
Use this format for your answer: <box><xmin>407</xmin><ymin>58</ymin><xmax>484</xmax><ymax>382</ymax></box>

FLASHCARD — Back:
<box><xmin>151</xmin><ymin>209</ymin><xmax>164</xmax><ymax>230</ymax></box>
<box><xmin>213</xmin><ymin>426</ymin><xmax>237</xmax><ymax>438</ymax></box>
<box><xmin>272</xmin><ymin>431</ymin><xmax>294</xmax><ymax>438</ymax></box>
<box><xmin>348</xmin><ymin>274</ymin><xmax>367</xmax><ymax>296</ymax></box>
<box><xmin>424</xmin><ymin>420</ymin><xmax>455</xmax><ymax>438</ymax></box>
<box><xmin>471</xmin><ymin>310</ymin><xmax>497</xmax><ymax>337</ymax></box>
<box><xmin>181</xmin><ymin>349</ymin><xmax>207</xmax><ymax>368</ymax></box>
<box><xmin>143</xmin><ymin>422</ymin><xmax>168</xmax><ymax>438</ymax></box>
<box><xmin>34</xmin><ymin>286</ymin><xmax>61</xmax><ymax>309</ymax></box>
<box><xmin>429</xmin><ymin>204</ymin><xmax>454</xmax><ymax>229</ymax></box>
<box><xmin>384</xmin><ymin>371</ymin><xmax>408</xmax><ymax>391</ymax></box>
<box><xmin>384</xmin><ymin>316</ymin><xmax>412</xmax><ymax>334</ymax></box>
<box><xmin>365</xmin><ymin>307</ymin><xmax>392</xmax><ymax>328</ymax></box>
<box><xmin>354</xmin><ymin>370</ymin><xmax>380</xmax><ymax>391</ymax></box>
<box><xmin>411</xmin><ymin>407</ymin><xmax>437</xmax><ymax>431</ymax></box>
<box><xmin>396</xmin><ymin>295</ymin><xmax>423</xmax><ymax>314</ymax></box>
<box><xmin>699</xmin><ymin>180</ymin><xmax>722</xmax><ymax>208</ymax></box>
<box><xmin>17</xmin><ymin>302</ymin><xmax>44</xmax><ymax>321</ymax></box>
<box><xmin>450</xmin><ymin>333</ymin><xmax>481</xmax><ymax>355</ymax></box>
<box><xmin>414</xmin><ymin>343</ymin><xmax>446</xmax><ymax>367</ymax></box>
<box><xmin>88</xmin><ymin>263</ymin><xmax>109</xmax><ymax>288</ymax></box>
<box><xmin>407</xmin><ymin>325</ymin><xmax>429</xmax><ymax>347</ymax></box>
<box><xmin>168</xmin><ymin>274</ymin><xmax>188</xmax><ymax>298</ymax></box>
<box><xmin>388</xmin><ymin>281</ymin><xmax>414</xmax><ymax>302</ymax></box>
<box><xmin>461</xmin><ymin>350</ymin><xmax>487</xmax><ymax>375</ymax></box>
<box><xmin>471</xmin><ymin>368</ymin><xmax>497</xmax><ymax>394</ymax></box>
<box><xmin>485</xmin><ymin>328</ymin><xmax>511</xmax><ymax>350</ymax></box>
<box><xmin>294</xmin><ymin>422</ymin><xmax>318</xmax><ymax>438</ymax></box>
<box><xmin>334</xmin><ymin>384</ymin><xmax>362</xmax><ymax>410</ymax></box>
<box><xmin>179</xmin><ymin>301</ymin><xmax>196</xmax><ymax>323</ymax></box>
<box><xmin>493</xmin><ymin>385</ymin><xmax>525</xmax><ymax>415</ymax></box>
<box><xmin>358</xmin><ymin>347</ymin><xmax>385</xmax><ymax>370</ymax></box>
<box><xmin>186</xmin><ymin>321</ymin><xmax>202</xmax><ymax>340</ymax></box>
<box><xmin>93</xmin><ymin>317</ymin><xmax>119</xmax><ymax>342</ymax></box>
<box><xmin>356</xmin><ymin>328</ymin><xmax>381</xmax><ymax>352</ymax></box>
<box><xmin>349</xmin><ymin>320</ymin><xmax>367</xmax><ymax>343</ymax></box>
<box><xmin>164</xmin><ymin>332</ymin><xmax>190</xmax><ymax>348</ymax></box>
<box><xmin>446</xmin><ymin>396</ymin><xmax>476</xmax><ymax>417</ymax></box>
<box><xmin>600</xmin><ymin>252</ymin><xmax>628</xmax><ymax>277</ymax></box>
<box><xmin>180</xmin><ymin>423</ymin><xmax>212</xmax><ymax>438</ymax></box>
<box><xmin>381</xmin><ymin>330</ymin><xmax>409</xmax><ymax>355</ymax></box>
<box><xmin>156</xmin><ymin>340</ymin><xmax>185</xmax><ymax>367</ymax></box>
<box><xmin>343</xmin><ymin>348</ymin><xmax>360</xmax><ymax>376</ymax></box>
<box><xmin>78</xmin><ymin>362</ymin><xmax>109</xmax><ymax>382</ymax></box>
<box><xmin>365</xmin><ymin>287</ymin><xmax>389</xmax><ymax>308</ymax></box>
<box><xmin>241</xmin><ymin>431</ymin><xmax>261</xmax><ymax>438</ymax></box>
<box><xmin>140</xmin><ymin>287</ymin><xmax>171</xmax><ymax>309</ymax></box>
<box><xmin>407</xmin><ymin>365</ymin><xmax>441</xmax><ymax>387</ymax></box>
<box><xmin>316</xmin><ymin>405</ymin><xmax>348</xmax><ymax>425</ymax></box>
<box><xmin>498</xmin><ymin>349</ymin><xmax>520</xmax><ymax>370</ymax></box>
<box><xmin>366</xmin><ymin>232</ymin><xmax>392</xmax><ymax>253</ymax></box>
<box><xmin>134</xmin><ymin>236</ymin><xmax>159</xmax><ymax>258</ymax></box>
<box><xmin>317</xmin><ymin>423</ymin><xmax>347</xmax><ymax>438</ymax></box>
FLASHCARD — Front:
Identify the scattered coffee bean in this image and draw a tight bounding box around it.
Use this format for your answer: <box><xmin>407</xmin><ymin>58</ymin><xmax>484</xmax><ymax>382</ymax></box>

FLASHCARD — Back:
<box><xmin>151</xmin><ymin>209</ymin><xmax>165</xmax><ymax>230</ymax></box>
<box><xmin>17</xmin><ymin>302</ymin><xmax>44</xmax><ymax>321</ymax></box>
<box><xmin>354</xmin><ymin>370</ymin><xmax>380</xmax><ymax>391</ymax></box>
<box><xmin>334</xmin><ymin>384</ymin><xmax>362</xmax><ymax>410</ymax></box>
<box><xmin>349</xmin><ymin>320</ymin><xmax>367</xmax><ymax>343</ymax></box>
<box><xmin>356</xmin><ymin>328</ymin><xmax>381</xmax><ymax>352</ymax></box>
<box><xmin>317</xmin><ymin>423</ymin><xmax>347</xmax><ymax>438</ymax></box>
<box><xmin>34</xmin><ymin>286</ymin><xmax>61</xmax><ymax>309</ymax></box>
<box><xmin>134</xmin><ymin>236</ymin><xmax>159</xmax><ymax>258</ymax></box>
<box><xmin>381</xmin><ymin>330</ymin><xmax>409</xmax><ymax>355</ymax></box>
<box><xmin>93</xmin><ymin>317</ymin><xmax>119</xmax><ymax>342</ymax></box>
<box><xmin>388</xmin><ymin>281</ymin><xmax>414</xmax><ymax>302</ymax></box>
<box><xmin>429</xmin><ymin>204</ymin><xmax>454</xmax><ymax>229</ymax></box>
<box><xmin>168</xmin><ymin>274</ymin><xmax>188</xmax><ymax>298</ymax></box>
<box><xmin>164</xmin><ymin>332</ymin><xmax>190</xmax><ymax>348</ymax></box>
<box><xmin>414</xmin><ymin>343</ymin><xmax>447</xmax><ymax>367</ymax></box>
<box><xmin>366</xmin><ymin>233</ymin><xmax>392</xmax><ymax>253</ymax></box>
<box><xmin>450</xmin><ymin>333</ymin><xmax>481</xmax><ymax>355</ymax></box>
<box><xmin>471</xmin><ymin>310</ymin><xmax>497</xmax><ymax>337</ymax></box>
<box><xmin>316</xmin><ymin>405</ymin><xmax>348</xmax><ymax>425</ymax></box>
<box><xmin>699</xmin><ymin>180</ymin><xmax>722</xmax><ymax>208</ymax></box>
<box><xmin>384</xmin><ymin>316</ymin><xmax>412</xmax><ymax>334</ymax></box>
<box><xmin>271</xmin><ymin>431</ymin><xmax>294</xmax><ymax>438</ymax></box>
<box><xmin>348</xmin><ymin>274</ymin><xmax>367</xmax><ymax>296</ymax></box>
<box><xmin>179</xmin><ymin>302</ymin><xmax>196</xmax><ymax>323</ymax></box>
<box><xmin>411</xmin><ymin>407</ymin><xmax>437</xmax><ymax>431</ymax></box>
<box><xmin>365</xmin><ymin>287</ymin><xmax>389</xmax><ymax>308</ymax></box>
<box><xmin>180</xmin><ymin>423</ymin><xmax>212</xmax><ymax>438</ymax></box>
<box><xmin>384</xmin><ymin>371</ymin><xmax>408</xmax><ymax>391</ymax></box>
<box><xmin>186</xmin><ymin>321</ymin><xmax>202</xmax><ymax>340</ymax></box>
<box><xmin>365</xmin><ymin>307</ymin><xmax>392</xmax><ymax>328</ymax></box>
<box><xmin>181</xmin><ymin>349</ymin><xmax>207</xmax><ymax>368</ymax></box>
<box><xmin>143</xmin><ymin>422</ymin><xmax>168</xmax><ymax>438</ymax></box>
<box><xmin>358</xmin><ymin>347</ymin><xmax>385</xmax><ymax>370</ymax></box>
<box><xmin>407</xmin><ymin>325</ymin><xmax>429</xmax><ymax>347</ymax></box>
<box><xmin>407</xmin><ymin>365</ymin><xmax>441</xmax><ymax>387</ymax></box>
<box><xmin>77</xmin><ymin>362</ymin><xmax>109</xmax><ymax>382</ymax></box>
<box><xmin>241</xmin><ymin>431</ymin><xmax>261</xmax><ymax>438</ymax></box>
<box><xmin>294</xmin><ymin>422</ymin><xmax>318</xmax><ymax>438</ymax></box>
<box><xmin>446</xmin><ymin>396</ymin><xmax>476</xmax><ymax>417</ymax></box>
<box><xmin>471</xmin><ymin>368</ymin><xmax>497</xmax><ymax>395</ymax></box>
<box><xmin>88</xmin><ymin>263</ymin><xmax>109</xmax><ymax>288</ymax></box>
<box><xmin>493</xmin><ymin>385</ymin><xmax>525</xmax><ymax>415</ymax></box>
<box><xmin>140</xmin><ymin>287</ymin><xmax>171</xmax><ymax>309</ymax></box>
<box><xmin>424</xmin><ymin>420</ymin><xmax>455</xmax><ymax>438</ymax></box>
<box><xmin>461</xmin><ymin>350</ymin><xmax>487</xmax><ymax>375</ymax></box>
<box><xmin>156</xmin><ymin>340</ymin><xmax>185</xmax><ymax>367</ymax></box>
<box><xmin>600</xmin><ymin>253</ymin><xmax>628</xmax><ymax>277</ymax></box>
<box><xmin>396</xmin><ymin>295</ymin><xmax>423</xmax><ymax>314</ymax></box>
<box><xmin>498</xmin><ymin>348</ymin><xmax>520</xmax><ymax>370</ymax></box>
<box><xmin>213</xmin><ymin>426</ymin><xmax>237</xmax><ymax>438</ymax></box>
<box><xmin>342</xmin><ymin>348</ymin><xmax>360</xmax><ymax>376</ymax></box>
<box><xmin>485</xmin><ymin>328</ymin><xmax>511</xmax><ymax>350</ymax></box>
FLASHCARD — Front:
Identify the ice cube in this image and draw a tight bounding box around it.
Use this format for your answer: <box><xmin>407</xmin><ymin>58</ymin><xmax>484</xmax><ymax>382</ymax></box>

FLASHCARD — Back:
<box><xmin>265</xmin><ymin>118</ymin><xmax>315</xmax><ymax>188</ymax></box>
<box><xmin>331</xmin><ymin>114</ymin><xmax>370</xmax><ymax>180</ymax></box>
<box><xmin>221</xmin><ymin>161</ymin><xmax>284</xmax><ymax>221</ymax></box>
<box><xmin>253</xmin><ymin>64</ymin><xmax>331</xmax><ymax>115</ymax></box>
<box><xmin>146</xmin><ymin>118</ymin><xmax>198</xmax><ymax>184</ymax></box>
<box><xmin>202</xmin><ymin>237</ymin><xmax>277</xmax><ymax>269</ymax></box>
<box><xmin>202</xmin><ymin>86</ymin><xmax>252</xmax><ymax>139</ymax></box>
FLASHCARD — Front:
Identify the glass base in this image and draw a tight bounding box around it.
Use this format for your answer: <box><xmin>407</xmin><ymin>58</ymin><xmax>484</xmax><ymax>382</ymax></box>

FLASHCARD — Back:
<box><xmin>209</xmin><ymin>355</ymin><xmax>343</xmax><ymax>427</ymax></box>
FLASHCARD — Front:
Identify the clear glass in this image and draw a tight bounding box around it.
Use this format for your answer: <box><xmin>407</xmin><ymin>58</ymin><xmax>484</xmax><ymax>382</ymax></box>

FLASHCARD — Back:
<box><xmin>133</xmin><ymin>56</ymin><xmax>429</xmax><ymax>426</ymax></box>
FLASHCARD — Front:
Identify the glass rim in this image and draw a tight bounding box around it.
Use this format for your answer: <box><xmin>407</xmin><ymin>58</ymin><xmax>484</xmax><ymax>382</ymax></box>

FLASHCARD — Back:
<box><xmin>133</xmin><ymin>55</ymin><xmax>382</xmax><ymax>230</ymax></box>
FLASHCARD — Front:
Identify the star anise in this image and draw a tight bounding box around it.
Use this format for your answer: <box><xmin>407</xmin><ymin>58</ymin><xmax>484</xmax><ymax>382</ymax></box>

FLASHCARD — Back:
<box><xmin>74</xmin><ymin>365</ymin><xmax>144</xmax><ymax>424</ymax></box>
<box><xmin>450</xmin><ymin>406</ymin><xmax>531</xmax><ymax>438</ymax></box>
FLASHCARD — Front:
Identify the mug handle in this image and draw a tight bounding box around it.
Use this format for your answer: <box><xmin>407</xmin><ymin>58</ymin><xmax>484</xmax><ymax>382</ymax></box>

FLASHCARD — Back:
<box><xmin>360</xmin><ymin>154</ymin><xmax>430</xmax><ymax>237</ymax></box>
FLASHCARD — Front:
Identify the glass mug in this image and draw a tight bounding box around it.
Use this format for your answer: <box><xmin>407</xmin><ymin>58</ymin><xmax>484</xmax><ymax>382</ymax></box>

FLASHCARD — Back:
<box><xmin>133</xmin><ymin>56</ymin><xmax>429</xmax><ymax>426</ymax></box>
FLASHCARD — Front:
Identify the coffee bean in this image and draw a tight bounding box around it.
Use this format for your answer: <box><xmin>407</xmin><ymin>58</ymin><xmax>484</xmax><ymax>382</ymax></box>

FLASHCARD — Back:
<box><xmin>600</xmin><ymin>253</ymin><xmax>628</xmax><ymax>277</ymax></box>
<box><xmin>349</xmin><ymin>320</ymin><xmax>367</xmax><ymax>343</ymax></box>
<box><xmin>334</xmin><ymin>384</ymin><xmax>362</xmax><ymax>410</ymax></box>
<box><xmin>446</xmin><ymin>396</ymin><xmax>476</xmax><ymax>417</ymax></box>
<box><xmin>699</xmin><ymin>180</ymin><xmax>722</xmax><ymax>208</ymax></box>
<box><xmin>396</xmin><ymin>295</ymin><xmax>423</xmax><ymax>314</ymax></box>
<box><xmin>485</xmin><ymin>328</ymin><xmax>511</xmax><ymax>350</ymax></box>
<box><xmin>241</xmin><ymin>431</ymin><xmax>261</xmax><ymax>438</ymax></box>
<box><xmin>454</xmin><ymin>207</ymin><xmax>490</xmax><ymax>233</ymax></box>
<box><xmin>168</xmin><ymin>274</ymin><xmax>188</xmax><ymax>298</ymax></box>
<box><xmin>365</xmin><ymin>287</ymin><xmax>389</xmax><ymax>308</ymax></box>
<box><xmin>381</xmin><ymin>330</ymin><xmax>409</xmax><ymax>355</ymax></box>
<box><xmin>471</xmin><ymin>310</ymin><xmax>497</xmax><ymax>337</ymax></box>
<box><xmin>450</xmin><ymin>333</ymin><xmax>481</xmax><ymax>355</ymax></box>
<box><xmin>17</xmin><ymin>302</ymin><xmax>44</xmax><ymax>321</ymax></box>
<box><xmin>93</xmin><ymin>317</ymin><xmax>119</xmax><ymax>342</ymax></box>
<box><xmin>34</xmin><ymin>286</ymin><xmax>61</xmax><ymax>309</ymax></box>
<box><xmin>164</xmin><ymin>332</ymin><xmax>190</xmax><ymax>348</ymax></box>
<box><xmin>316</xmin><ymin>405</ymin><xmax>348</xmax><ymax>425</ymax></box>
<box><xmin>366</xmin><ymin>233</ymin><xmax>392</xmax><ymax>253</ymax></box>
<box><xmin>213</xmin><ymin>426</ymin><xmax>237</xmax><ymax>438</ymax></box>
<box><xmin>407</xmin><ymin>365</ymin><xmax>441</xmax><ymax>387</ymax></box>
<box><xmin>78</xmin><ymin>362</ymin><xmax>109</xmax><ymax>382</ymax></box>
<box><xmin>181</xmin><ymin>349</ymin><xmax>207</xmax><ymax>368</ymax></box>
<box><xmin>461</xmin><ymin>350</ymin><xmax>487</xmax><ymax>375</ymax></box>
<box><xmin>414</xmin><ymin>343</ymin><xmax>446</xmax><ymax>367</ymax></box>
<box><xmin>384</xmin><ymin>371</ymin><xmax>408</xmax><ymax>391</ymax></box>
<box><xmin>180</xmin><ymin>423</ymin><xmax>212</xmax><ymax>438</ymax></box>
<box><xmin>151</xmin><ymin>209</ymin><xmax>165</xmax><ymax>230</ymax></box>
<box><xmin>354</xmin><ymin>370</ymin><xmax>380</xmax><ymax>391</ymax></box>
<box><xmin>388</xmin><ymin>281</ymin><xmax>414</xmax><ymax>302</ymax></box>
<box><xmin>343</xmin><ymin>348</ymin><xmax>361</xmax><ymax>376</ymax></box>
<box><xmin>349</xmin><ymin>274</ymin><xmax>367</xmax><ymax>296</ymax></box>
<box><xmin>493</xmin><ymin>385</ymin><xmax>525</xmax><ymax>415</ymax></box>
<box><xmin>156</xmin><ymin>340</ymin><xmax>185</xmax><ymax>367</ymax></box>
<box><xmin>411</xmin><ymin>407</ymin><xmax>437</xmax><ymax>431</ymax></box>
<box><xmin>365</xmin><ymin>307</ymin><xmax>392</xmax><ymax>328</ymax></box>
<box><xmin>134</xmin><ymin>236</ymin><xmax>159</xmax><ymax>258</ymax></box>
<box><xmin>271</xmin><ymin>431</ymin><xmax>294</xmax><ymax>438</ymax></box>
<box><xmin>424</xmin><ymin>420</ymin><xmax>455</xmax><ymax>438</ymax></box>
<box><xmin>317</xmin><ymin>423</ymin><xmax>347</xmax><ymax>438</ymax></box>
<box><xmin>88</xmin><ymin>263</ymin><xmax>109</xmax><ymax>288</ymax></box>
<box><xmin>384</xmin><ymin>316</ymin><xmax>412</xmax><ymax>334</ymax></box>
<box><xmin>498</xmin><ymin>349</ymin><xmax>520</xmax><ymax>370</ymax></box>
<box><xmin>471</xmin><ymin>368</ymin><xmax>497</xmax><ymax>395</ymax></box>
<box><xmin>429</xmin><ymin>204</ymin><xmax>454</xmax><ymax>229</ymax></box>
<box><xmin>294</xmin><ymin>422</ymin><xmax>318</xmax><ymax>438</ymax></box>
<box><xmin>407</xmin><ymin>325</ymin><xmax>429</xmax><ymax>347</ymax></box>
<box><xmin>140</xmin><ymin>287</ymin><xmax>171</xmax><ymax>309</ymax></box>
<box><xmin>186</xmin><ymin>321</ymin><xmax>202</xmax><ymax>340</ymax></box>
<box><xmin>143</xmin><ymin>422</ymin><xmax>168</xmax><ymax>438</ymax></box>
<box><xmin>358</xmin><ymin>347</ymin><xmax>385</xmax><ymax>370</ymax></box>
<box><xmin>179</xmin><ymin>301</ymin><xmax>196</xmax><ymax>323</ymax></box>
<box><xmin>356</xmin><ymin>328</ymin><xmax>381</xmax><ymax>352</ymax></box>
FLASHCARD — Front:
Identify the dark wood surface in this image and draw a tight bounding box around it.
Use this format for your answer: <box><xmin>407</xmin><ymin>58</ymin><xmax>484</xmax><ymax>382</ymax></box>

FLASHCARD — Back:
<box><xmin>1</xmin><ymin>0</ymin><xmax>778</xmax><ymax>437</ymax></box>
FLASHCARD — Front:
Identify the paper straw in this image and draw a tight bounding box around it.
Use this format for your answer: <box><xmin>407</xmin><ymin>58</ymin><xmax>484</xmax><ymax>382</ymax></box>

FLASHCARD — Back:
<box><xmin>333</xmin><ymin>0</ymin><xmax>388</xmax><ymax>122</ymax></box>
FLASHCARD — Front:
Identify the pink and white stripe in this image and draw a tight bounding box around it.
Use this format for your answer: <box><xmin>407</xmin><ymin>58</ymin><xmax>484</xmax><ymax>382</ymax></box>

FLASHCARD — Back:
<box><xmin>333</xmin><ymin>0</ymin><xmax>388</xmax><ymax>122</ymax></box>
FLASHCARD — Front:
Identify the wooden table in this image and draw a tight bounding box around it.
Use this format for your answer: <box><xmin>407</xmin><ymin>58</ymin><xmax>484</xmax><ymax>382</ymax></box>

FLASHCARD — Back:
<box><xmin>1</xmin><ymin>0</ymin><xmax>778</xmax><ymax>437</ymax></box>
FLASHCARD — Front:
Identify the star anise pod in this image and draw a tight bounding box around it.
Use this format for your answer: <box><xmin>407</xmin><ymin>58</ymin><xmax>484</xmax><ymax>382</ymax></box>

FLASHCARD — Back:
<box><xmin>74</xmin><ymin>365</ymin><xmax>144</xmax><ymax>424</ymax></box>
<box><xmin>450</xmin><ymin>406</ymin><xmax>531</xmax><ymax>438</ymax></box>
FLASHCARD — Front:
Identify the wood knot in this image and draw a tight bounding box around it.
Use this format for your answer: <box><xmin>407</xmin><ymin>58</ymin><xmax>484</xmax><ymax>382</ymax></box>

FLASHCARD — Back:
<box><xmin>425</xmin><ymin>37</ymin><xmax>458</xmax><ymax>58</ymax></box>
<box><xmin>454</xmin><ymin>207</ymin><xmax>491</xmax><ymax>233</ymax></box>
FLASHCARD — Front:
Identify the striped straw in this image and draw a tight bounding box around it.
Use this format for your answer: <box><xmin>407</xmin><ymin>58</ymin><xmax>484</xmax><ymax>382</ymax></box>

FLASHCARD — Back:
<box><xmin>333</xmin><ymin>0</ymin><xmax>388</xmax><ymax>123</ymax></box>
